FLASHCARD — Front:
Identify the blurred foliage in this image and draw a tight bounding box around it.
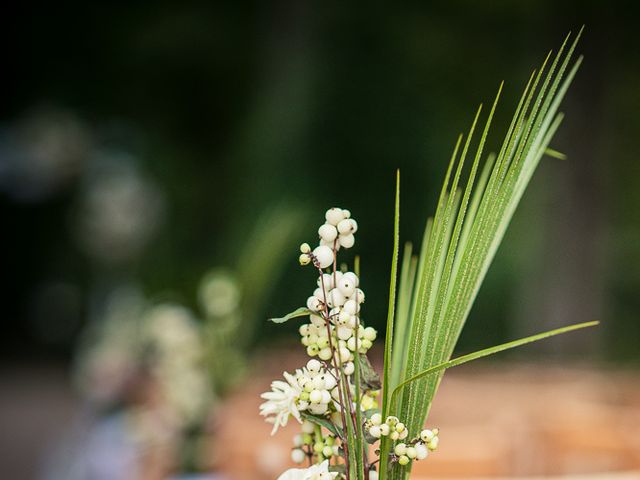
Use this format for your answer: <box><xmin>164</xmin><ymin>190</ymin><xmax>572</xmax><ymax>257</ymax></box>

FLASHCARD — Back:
<box><xmin>2</xmin><ymin>1</ymin><xmax>639</xmax><ymax>362</ymax></box>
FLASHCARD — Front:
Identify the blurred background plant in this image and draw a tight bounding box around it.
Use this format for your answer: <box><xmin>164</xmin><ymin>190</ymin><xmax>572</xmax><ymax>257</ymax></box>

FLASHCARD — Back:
<box><xmin>56</xmin><ymin>204</ymin><xmax>304</xmax><ymax>479</ymax></box>
<box><xmin>1</xmin><ymin>1</ymin><xmax>639</xmax><ymax>479</ymax></box>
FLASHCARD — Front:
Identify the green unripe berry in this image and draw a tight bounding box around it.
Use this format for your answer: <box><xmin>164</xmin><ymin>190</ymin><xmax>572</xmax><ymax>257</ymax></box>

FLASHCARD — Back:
<box><xmin>406</xmin><ymin>447</ymin><xmax>417</xmax><ymax>459</ymax></box>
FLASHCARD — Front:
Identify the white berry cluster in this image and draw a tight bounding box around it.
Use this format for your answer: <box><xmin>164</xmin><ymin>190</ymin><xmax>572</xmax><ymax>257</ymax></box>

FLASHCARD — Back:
<box><xmin>295</xmin><ymin>359</ymin><xmax>338</xmax><ymax>415</ymax></box>
<box><xmin>366</xmin><ymin>414</ymin><xmax>409</xmax><ymax>441</ymax></box>
<box><xmin>393</xmin><ymin>428</ymin><xmax>440</xmax><ymax>466</ymax></box>
<box><xmin>291</xmin><ymin>420</ymin><xmax>340</xmax><ymax>465</ymax></box>
<box><xmin>299</xmin><ymin>207</ymin><xmax>358</xmax><ymax>268</ymax></box>
<box><xmin>300</xmin><ymin>271</ymin><xmax>375</xmax><ymax>365</ymax></box>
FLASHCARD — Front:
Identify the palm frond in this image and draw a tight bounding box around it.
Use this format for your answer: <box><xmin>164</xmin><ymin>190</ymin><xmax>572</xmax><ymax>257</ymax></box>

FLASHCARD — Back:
<box><xmin>381</xmin><ymin>29</ymin><xmax>584</xmax><ymax>480</ymax></box>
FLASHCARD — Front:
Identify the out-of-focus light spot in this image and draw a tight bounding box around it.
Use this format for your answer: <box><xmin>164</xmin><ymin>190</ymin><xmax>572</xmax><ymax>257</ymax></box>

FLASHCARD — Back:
<box><xmin>73</xmin><ymin>152</ymin><xmax>165</xmax><ymax>266</ymax></box>
<box><xmin>0</xmin><ymin>108</ymin><xmax>90</xmax><ymax>202</ymax></box>
<box><xmin>198</xmin><ymin>269</ymin><xmax>241</xmax><ymax>318</ymax></box>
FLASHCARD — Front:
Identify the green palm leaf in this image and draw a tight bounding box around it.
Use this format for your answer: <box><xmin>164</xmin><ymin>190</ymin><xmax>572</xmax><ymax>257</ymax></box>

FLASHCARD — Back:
<box><xmin>380</xmin><ymin>29</ymin><xmax>586</xmax><ymax>480</ymax></box>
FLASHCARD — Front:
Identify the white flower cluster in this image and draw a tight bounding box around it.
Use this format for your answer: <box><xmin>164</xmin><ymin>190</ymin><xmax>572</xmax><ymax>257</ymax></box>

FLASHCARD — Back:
<box><xmin>290</xmin><ymin>420</ymin><xmax>340</xmax><ymax>465</ymax></box>
<box><xmin>276</xmin><ymin>459</ymin><xmax>338</xmax><ymax>480</ymax></box>
<box><xmin>260</xmin><ymin>360</ymin><xmax>338</xmax><ymax>434</ymax></box>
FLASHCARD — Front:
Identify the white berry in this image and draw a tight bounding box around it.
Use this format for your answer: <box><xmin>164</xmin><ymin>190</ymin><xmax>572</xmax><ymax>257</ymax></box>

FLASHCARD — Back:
<box><xmin>325</xmin><ymin>208</ymin><xmax>344</xmax><ymax>226</ymax></box>
<box><xmin>291</xmin><ymin>448</ymin><xmax>306</xmax><ymax>464</ymax></box>
<box><xmin>339</xmin><ymin>233</ymin><xmax>355</xmax><ymax>248</ymax></box>
<box><xmin>318</xmin><ymin>223</ymin><xmax>338</xmax><ymax>242</ymax></box>
<box><xmin>313</xmin><ymin>246</ymin><xmax>334</xmax><ymax>269</ymax></box>
<box><xmin>337</xmin><ymin>218</ymin><xmax>353</xmax><ymax>234</ymax></box>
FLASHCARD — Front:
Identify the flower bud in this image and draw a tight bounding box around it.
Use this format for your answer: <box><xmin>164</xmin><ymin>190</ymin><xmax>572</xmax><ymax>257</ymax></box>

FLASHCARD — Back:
<box><xmin>299</xmin><ymin>254</ymin><xmax>311</xmax><ymax>265</ymax></box>
<box><xmin>428</xmin><ymin>436</ymin><xmax>439</xmax><ymax>451</ymax></box>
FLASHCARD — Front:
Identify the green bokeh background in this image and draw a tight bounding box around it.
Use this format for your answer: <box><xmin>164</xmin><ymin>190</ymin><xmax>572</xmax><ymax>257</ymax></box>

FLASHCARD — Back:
<box><xmin>3</xmin><ymin>1</ymin><xmax>639</xmax><ymax>363</ymax></box>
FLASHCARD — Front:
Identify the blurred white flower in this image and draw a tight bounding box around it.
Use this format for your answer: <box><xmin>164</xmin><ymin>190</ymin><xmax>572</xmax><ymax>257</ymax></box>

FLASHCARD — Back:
<box><xmin>276</xmin><ymin>460</ymin><xmax>338</xmax><ymax>480</ymax></box>
<box><xmin>0</xmin><ymin>108</ymin><xmax>90</xmax><ymax>201</ymax></box>
<box><xmin>260</xmin><ymin>371</ymin><xmax>305</xmax><ymax>435</ymax></box>
<box><xmin>75</xmin><ymin>153</ymin><xmax>165</xmax><ymax>265</ymax></box>
<box><xmin>198</xmin><ymin>269</ymin><xmax>241</xmax><ymax>317</ymax></box>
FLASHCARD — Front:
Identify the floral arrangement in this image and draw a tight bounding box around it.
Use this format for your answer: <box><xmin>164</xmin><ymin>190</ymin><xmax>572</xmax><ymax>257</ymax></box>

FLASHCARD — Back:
<box><xmin>261</xmin><ymin>30</ymin><xmax>597</xmax><ymax>480</ymax></box>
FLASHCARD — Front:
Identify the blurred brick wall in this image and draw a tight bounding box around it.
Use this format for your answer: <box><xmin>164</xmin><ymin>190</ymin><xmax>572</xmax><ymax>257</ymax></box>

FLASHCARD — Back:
<box><xmin>213</xmin><ymin>349</ymin><xmax>640</xmax><ymax>479</ymax></box>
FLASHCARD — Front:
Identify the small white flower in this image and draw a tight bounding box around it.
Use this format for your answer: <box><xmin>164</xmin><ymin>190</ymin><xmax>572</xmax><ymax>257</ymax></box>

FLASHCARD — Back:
<box><xmin>260</xmin><ymin>371</ymin><xmax>305</xmax><ymax>435</ymax></box>
<box><xmin>276</xmin><ymin>460</ymin><xmax>338</xmax><ymax>480</ymax></box>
